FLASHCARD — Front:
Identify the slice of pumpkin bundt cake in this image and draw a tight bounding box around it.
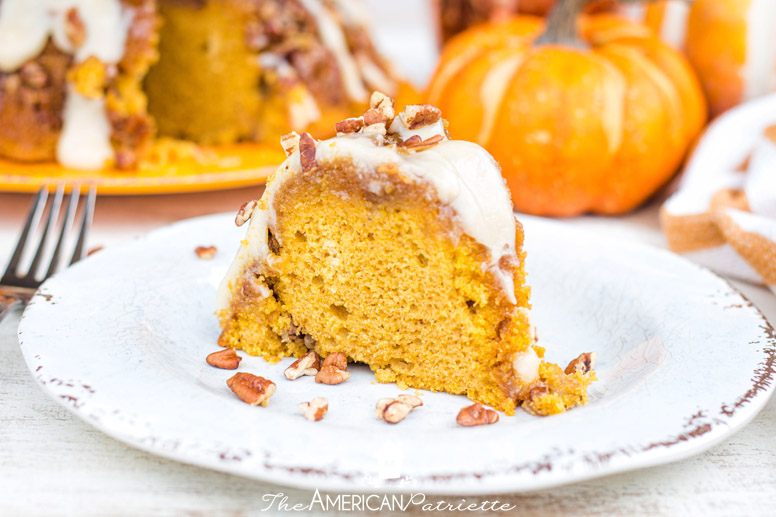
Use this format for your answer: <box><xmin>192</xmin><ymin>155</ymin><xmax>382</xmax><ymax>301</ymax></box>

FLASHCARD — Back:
<box><xmin>216</xmin><ymin>92</ymin><xmax>596</xmax><ymax>416</ymax></box>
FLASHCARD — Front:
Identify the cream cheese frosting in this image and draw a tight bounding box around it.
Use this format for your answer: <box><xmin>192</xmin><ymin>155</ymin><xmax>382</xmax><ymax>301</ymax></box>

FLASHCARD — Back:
<box><xmin>217</xmin><ymin>103</ymin><xmax>519</xmax><ymax>310</ymax></box>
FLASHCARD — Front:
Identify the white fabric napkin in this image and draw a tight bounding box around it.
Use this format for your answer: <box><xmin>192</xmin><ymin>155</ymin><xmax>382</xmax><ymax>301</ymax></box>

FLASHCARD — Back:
<box><xmin>661</xmin><ymin>93</ymin><xmax>776</xmax><ymax>294</ymax></box>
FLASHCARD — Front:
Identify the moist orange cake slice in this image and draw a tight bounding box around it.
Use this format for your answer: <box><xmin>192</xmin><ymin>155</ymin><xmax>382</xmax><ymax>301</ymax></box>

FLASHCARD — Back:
<box><xmin>216</xmin><ymin>93</ymin><xmax>596</xmax><ymax>416</ymax></box>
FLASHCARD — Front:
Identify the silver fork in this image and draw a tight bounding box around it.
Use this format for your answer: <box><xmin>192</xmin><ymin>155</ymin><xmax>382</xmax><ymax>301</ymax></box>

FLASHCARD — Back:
<box><xmin>0</xmin><ymin>185</ymin><xmax>96</xmax><ymax>321</ymax></box>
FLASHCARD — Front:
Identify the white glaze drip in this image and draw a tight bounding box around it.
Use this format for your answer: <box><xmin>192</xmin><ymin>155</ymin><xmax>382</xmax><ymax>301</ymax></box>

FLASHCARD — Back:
<box><xmin>298</xmin><ymin>0</ymin><xmax>369</xmax><ymax>103</ymax></box>
<box><xmin>57</xmin><ymin>87</ymin><xmax>114</xmax><ymax>170</ymax></box>
<box><xmin>0</xmin><ymin>0</ymin><xmax>133</xmax><ymax>170</ymax></box>
<box><xmin>0</xmin><ymin>2</ymin><xmax>52</xmax><ymax>71</ymax></box>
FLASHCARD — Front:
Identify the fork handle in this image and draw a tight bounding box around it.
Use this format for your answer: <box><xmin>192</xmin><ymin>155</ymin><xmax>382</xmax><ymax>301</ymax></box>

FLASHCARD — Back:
<box><xmin>0</xmin><ymin>291</ymin><xmax>22</xmax><ymax>323</ymax></box>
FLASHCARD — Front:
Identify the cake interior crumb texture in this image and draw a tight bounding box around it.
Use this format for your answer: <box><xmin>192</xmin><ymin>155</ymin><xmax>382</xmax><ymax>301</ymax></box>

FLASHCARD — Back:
<box><xmin>218</xmin><ymin>160</ymin><xmax>594</xmax><ymax>415</ymax></box>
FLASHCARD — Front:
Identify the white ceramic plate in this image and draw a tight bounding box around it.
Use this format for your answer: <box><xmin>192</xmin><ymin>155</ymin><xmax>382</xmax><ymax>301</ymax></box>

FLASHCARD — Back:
<box><xmin>18</xmin><ymin>214</ymin><xmax>776</xmax><ymax>494</ymax></box>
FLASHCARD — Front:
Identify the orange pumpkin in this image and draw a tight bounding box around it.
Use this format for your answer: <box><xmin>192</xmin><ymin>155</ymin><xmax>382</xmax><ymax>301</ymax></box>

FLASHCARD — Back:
<box><xmin>630</xmin><ymin>0</ymin><xmax>776</xmax><ymax>117</ymax></box>
<box><xmin>427</xmin><ymin>0</ymin><xmax>707</xmax><ymax>216</ymax></box>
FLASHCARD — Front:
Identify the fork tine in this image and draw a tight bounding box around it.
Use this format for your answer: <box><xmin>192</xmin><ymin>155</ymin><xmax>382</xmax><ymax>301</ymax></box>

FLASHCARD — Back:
<box><xmin>27</xmin><ymin>184</ymin><xmax>65</xmax><ymax>279</ymax></box>
<box><xmin>1</xmin><ymin>187</ymin><xmax>48</xmax><ymax>281</ymax></box>
<box><xmin>45</xmin><ymin>184</ymin><xmax>82</xmax><ymax>279</ymax></box>
<box><xmin>69</xmin><ymin>185</ymin><xmax>96</xmax><ymax>266</ymax></box>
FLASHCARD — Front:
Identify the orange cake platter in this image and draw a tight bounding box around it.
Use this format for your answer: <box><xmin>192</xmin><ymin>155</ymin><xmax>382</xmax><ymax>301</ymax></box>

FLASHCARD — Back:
<box><xmin>0</xmin><ymin>143</ymin><xmax>285</xmax><ymax>195</ymax></box>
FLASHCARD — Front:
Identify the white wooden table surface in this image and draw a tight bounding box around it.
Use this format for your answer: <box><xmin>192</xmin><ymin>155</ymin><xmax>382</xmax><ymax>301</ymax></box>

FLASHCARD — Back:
<box><xmin>1</xmin><ymin>189</ymin><xmax>774</xmax><ymax>517</ymax></box>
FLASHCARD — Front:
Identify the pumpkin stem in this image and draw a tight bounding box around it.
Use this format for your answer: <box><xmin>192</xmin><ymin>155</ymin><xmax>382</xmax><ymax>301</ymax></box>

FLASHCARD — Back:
<box><xmin>534</xmin><ymin>0</ymin><xmax>591</xmax><ymax>48</ymax></box>
<box><xmin>535</xmin><ymin>0</ymin><xmax>672</xmax><ymax>48</ymax></box>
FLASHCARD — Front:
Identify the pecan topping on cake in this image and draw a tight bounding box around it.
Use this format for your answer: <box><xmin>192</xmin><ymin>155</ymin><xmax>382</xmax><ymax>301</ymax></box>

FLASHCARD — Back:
<box><xmin>281</xmin><ymin>131</ymin><xmax>300</xmax><ymax>157</ymax></box>
<box><xmin>362</xmin><ymin>122</ymin><xmax>387</xmax><ymax>137</ymax></box>
<box><xmin>335</xmin><ymin>117</ymin><xmax>365</xmax><ymax>134</ymax></box>
<box><xmin>369</xmin><ymin>91</ymin><xmax>395</xmax><ymax>120</ymax></box>
<box><xmin>329</xmin><ymin>93</ymin><xmax>448</xmax><ymax>152</ymax></box>
<box><xmin>284</xmin><ymin>350</ymin><xmax>321</xmax><ymax>380</ymax></box>
<box><xmin>19</xmin><ymin>62</ymin><xmax>48</xmax><ymax>89</ymax></box>
<box><xmin>456</xmin><ymin>403</ymin><xmax>499</xmax><ymax>427</ymax></box>
<box><xmin>398</xmin><ymin>135</ymin><xmax>422</xmax><ymax>147</ymax></box>
<box><xmin>299</xmin><ymin>397</ymin><xmax>328</xmax><ymax>421</ymax></box>
<box><xmin>398</xmin><ymin>134</ymin><xmax>444</xmax><ymax>152</ymax></box>
<box><xmin>299</xmin><ymin>132</ymin><xmax>318</xmax><ymax>172</ymax></box>
<box><xmin>65</xmin><ymin>8</ymin><xmax>86</xmax><ymax>47</ymax></box>
<box><xmin>400</xmin><ymin>104</ymin><xmax>442</xmax><ymax>129</ymax></box>
<box><xmin>227</xmin><ymin>373</ymin><xmax>276</xmax><ymax>406</ymax></box>
<box><xmin>206</xmin><ymin>348</ymin><xmax>242</xmax><ymax>370</ymax></box>
<box><xmin>235</xmin><ymin>200</ymin><xmax>259</xmax><ymax>227</ymax></box>
<box><xmin>363</xmin><ymin>108</ymin><xmax>387</xmax><ymax>126</ymax></box>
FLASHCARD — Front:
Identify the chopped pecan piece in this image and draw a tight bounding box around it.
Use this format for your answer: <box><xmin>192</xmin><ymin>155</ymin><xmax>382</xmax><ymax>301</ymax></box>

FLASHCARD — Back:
<box><xmin>284</xmin><ymin>350</ymin><xmax>321</xmax><ymax>380</ymax></box>
<box><xmin>315</xmin><ymin>367</ymin><xmax>350</xmax><ymax>384</ymax></box>
<box><xmin>235</xmin><ymin>200</ymin><xmax>259</xmax><ymax>227</ymax></box>
<box><xmin>315</xmin><ymin>352</ymin><xmax>350</xmax><ymax>385</ymax></box>
<box><xmin>280</xmin><ymin>131</ymin><xmax>300</xmax><ymax>156</ymax></box>
<box><xmin>65</xmin><ymin>8</ymin><xmax>86</xmax><ymax>47</ymax></box>
<box><xmin>399</xmin><ymin>134</ymin><xmax>444</xmax><ymax>152</ymax></box>
<box><xmin>226</xmin><ymin>373</ymin><xmax>276</xmax><ymax>406</ymax></box>
<box><xmin>3</xmin><ymin>74</ymin><xmax>20</xmax><ymax>94</ymax></box>
<box><xmin>414</xmin><ymin>134</ymin><xmax>444</xmax><ymax>150</ymax></box>
<box><xmin>528</xmin><ymin>386</ymin><xmax>547</xmax><ymax>400</ymax></box>
<box><xmin>375</xmin><ymin>397</ymin><xmax>395</xmax><ymax>411</ymax></box>
<box><xmin>400</xmin><ymin>104</ymin><xmax>442</xmax><ymax>130</ymax></box>
<box><xmin>195</xmin><ymin>245</ymin><xmax>217</xmax><ymax>259</ymax></box>
<box><xmin>299</xmin><ymin>132</ymin><xmax>318</xmax><ymax>172</ymax></box>
<box><xmin>564</xmin><ymin>352</ymin><xmax>597</xmax><ymax>375</ymax></box>
<box><xmin>114</xmin><ymin>149</ymin><xmax>135</xmax><ymax>170</ymax></box>
<box><xmin>19</xmin><ymin>62</ymin><xmax>47</xmax><ymax>89</ymax></box>
<box><xmin>206</xmin><ymin>348</ymin><xmax>242</xmax><ymax>370</ymax></box>
<box><xmin>376</xmin><ymin>400</ymin><xmax>413</xmax><ymax>424</ymax></box>
<box><xmin>397</xmin><ymin>394</ymin><xmax>423</xmax><ymax>408</ymax></box>
<box><xmin>363</xmin><ymin>108</ymin><xmax>386</xmax><ymax>126</ymax></box>
<box><xmin>322</xmin><ymin>352</ymin><xmax>347</xmax><ymax>370</ymax></box>
<box><xmin>335</xmin><ymin>117</ymin><xmax>365</xmax><ymax>134</ymax></box>
<box><xmin>362</xmin><ymin>122</ymin><xmax>386</xmax><ymax>136</ymax></box>
<box><xmin>456</xmin><ymin>403</ymin><xmax>499</xmax><ymax>427</ymax></box>
<box><xmin>299</xmin><ymin>397</ymin><xmax>329</xmax><ymax>421</ymax></box>
<box><xmin>375</xmin><ymin>394</ymin><xmax>422</xmax><ymax>424</ymax></box>
<box><xmin>369</xmin><ymin>91</ymin><xmax>395</xmax><ymax>120</ymax></box>
<box><xmin>398</xmin><ymin>135</ymin><xmax>422</xmax><ymax>148</ymax></box>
